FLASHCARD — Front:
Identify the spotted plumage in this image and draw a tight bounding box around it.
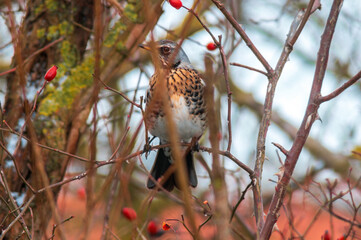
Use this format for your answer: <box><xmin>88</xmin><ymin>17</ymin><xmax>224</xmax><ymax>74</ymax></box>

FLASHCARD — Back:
<box><xmin>140</xmin><ymin>40</ymin><xmax>206</xmax><ymax>191</ymax></box>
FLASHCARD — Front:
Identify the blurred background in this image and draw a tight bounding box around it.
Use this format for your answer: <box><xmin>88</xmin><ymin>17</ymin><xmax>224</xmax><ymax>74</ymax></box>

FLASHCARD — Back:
<box><xmin>0</xmin><ymin>0</ymin><xmax>360</xmax><ymax>239</ymax></box>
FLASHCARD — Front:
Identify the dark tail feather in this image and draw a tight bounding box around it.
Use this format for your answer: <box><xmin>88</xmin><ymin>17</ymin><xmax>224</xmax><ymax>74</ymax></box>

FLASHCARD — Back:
<box><xmin>174</xmin><ymin>151</ymin><xmax>198</xmax><ymax>189</ymax></box>
<box><xmin>147</xmin><ymin>148</ymin><xmax>175</xmax><ymax>191</ymax></box>
<box><xmin>147</xmin><ymin>148</ymin><xmax>198</xmax><ymax>191</ymax></box>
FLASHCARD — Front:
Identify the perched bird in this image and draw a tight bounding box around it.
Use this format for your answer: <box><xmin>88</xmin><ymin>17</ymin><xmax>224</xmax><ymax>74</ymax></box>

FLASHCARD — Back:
<box><xmin>140</xmin><ymin>40</ymin><xmax>206</xmax><ymax>191</ymax></box>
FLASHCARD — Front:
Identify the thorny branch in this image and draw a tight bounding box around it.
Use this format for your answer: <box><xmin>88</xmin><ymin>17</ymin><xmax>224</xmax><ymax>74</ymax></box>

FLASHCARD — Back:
<box><xmin>261</xmin><ymin>1</ymin><xmax>345</xmax><ymax>238</ymax></box>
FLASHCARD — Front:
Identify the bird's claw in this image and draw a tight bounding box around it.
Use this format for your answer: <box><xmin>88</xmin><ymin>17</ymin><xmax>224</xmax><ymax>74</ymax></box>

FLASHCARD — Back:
<box><xmin>191</xmin><ymin>141</ymin><xmax>200</xmax><ymax>152</ymax></box>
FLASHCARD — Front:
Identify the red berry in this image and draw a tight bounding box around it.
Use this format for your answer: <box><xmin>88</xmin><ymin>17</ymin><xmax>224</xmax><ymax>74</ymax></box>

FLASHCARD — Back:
<box><xmin>162</xmin><ymin>222</ymin><xmax>171</xmax><ymax>231</ymax></box>
<box><xmin>169</xmin><ymin>0</ymin><xmax>182</xmax><ymax>9</ymax></box>
<box><xmin>122</xmin><ymin>207</ymin><xmax>137</xmax><ymax>221</ymax></box>
<box><xmin>147</xmin><ymin>221</ymin><xmax>158</xmax><ymax>236</ymax></box>
<box><xmin>206</xmin><ymin>42</ymin><xmax>217</xmax><ymax>51</ymax></box>
<box><xmin>44</xmin><ymin>65</ymin><xmax>58</xmax><ymax>82</ymax></box>
<box><xmin>77</xmin><ymin>187</ymin><xmax>86</xmax><ymax>200</ymax></box>
<box><xmin>322</xmin><ymin>230</ymin><xmax>331</xmax><ymax>240</ymax></box>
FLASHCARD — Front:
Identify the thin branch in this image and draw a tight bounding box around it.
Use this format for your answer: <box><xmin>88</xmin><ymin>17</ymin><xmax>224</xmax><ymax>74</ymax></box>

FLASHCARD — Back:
<box><xmin>0</xmin><ymin>37</ymin><xmax>64</xmax><ymax>77</ymax></box>
<box><xmin>49</xmin><ymin>216</ymin><xmax>74</xmax><ymax>240</ymax></box>
<box><xmin>260</xmin><ymin>1</ymin><xmax>344</xmax><ymax>238</ymax></box>
<box><xmin>318</xmin><ymin>70</ymin><xmax>361</xmax><ymax>102</ymax></box>
<box><xmin>217</xmin><ymin>35</ymin><xmax>233</xmax><ymax>152</ymax></box>
<box><xmin>271</xmin><ymin>142</ymin><xmax>289</xmax><ymax>156</ymax></box>
<box><xmin>230</xmin><ymin>62</ymin><xmax>268</xmax><ymax>76</ymax></box>
<box><xmin>166</xmin><ymin>216</ymin><xmax>195</xmax><ymax>238</ymax></box>
<box><xmin>211</xmin><ymin>0</ymin><xmax>273</xmax><ymax>74</ymax></box>
<box><xmin>198</xmin><ymin>215</ymin><xmax>213</xmax><ymax>232</ymax></box>
<box><xmin>95</xmin><ymin>74</ymin><xmax>141</xmax><ymax>109</ymax></box>
<box><xmin>0</xmin><ymin>195</ymin><xmax>35</xmax><ymax>240</ymax></box>
<box><xmin>229</xmin><ymin>181</ymin><xmax>253</xmax><ymax>222</ymax></box>
<box><xmin>0</xmin><ymin>125</ymin><xmax>92</xmax><ymax>163</ymax></box>
<box><xmin>105</xmin><ymin>226</ymin><xmax>121</xmax><ymax>240</ymax></box>
<box><xmin>0</xmin><ymin>141</ymin><xmax>36</xmax><ymax>193</ymax></box>
<box><xmin>253</xmin><ymin>0</ymin><xmax>317</xmax><ymax>232</ymax></box>
<box><xmin>199</xmin><ymin>146</ymin><xmax>254</xmax><ymax>176</ymax></box>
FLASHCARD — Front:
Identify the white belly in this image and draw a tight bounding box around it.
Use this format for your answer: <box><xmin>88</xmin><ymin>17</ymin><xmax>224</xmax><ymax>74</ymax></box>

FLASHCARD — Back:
<box><xmin>149</xmin><ymin>96</ymin><xmax>203</xmax><ymax>142</ymax></box>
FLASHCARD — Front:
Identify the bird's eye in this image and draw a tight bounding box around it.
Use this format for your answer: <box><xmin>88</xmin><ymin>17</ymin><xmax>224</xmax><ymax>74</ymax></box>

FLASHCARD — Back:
<box><xmin>161</xmin><ymin>46</ymin><xmax>171</xmax><ymax>55</ymax></box>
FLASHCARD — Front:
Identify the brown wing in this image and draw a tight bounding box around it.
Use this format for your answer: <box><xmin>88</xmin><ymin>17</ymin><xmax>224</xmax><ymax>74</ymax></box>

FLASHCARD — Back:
<box><xmin>145</xmin><ymin>68</ymin><xmax>207</xmax><ymax>131</ymax></box>
<box><xmin>168</xmin><ymin>68</ymin><xmax>207</xmax><ymax>129</ymax></box>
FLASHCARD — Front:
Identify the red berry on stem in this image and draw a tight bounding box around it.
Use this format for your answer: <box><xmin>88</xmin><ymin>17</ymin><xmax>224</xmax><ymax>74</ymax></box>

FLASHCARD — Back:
<box><xmin>44</xmin><ymin>65</ymin><xmax>58</xmax><ymax>82</ymax></box>
<box><xmin>169</xmin><ymin>0</ymin><xmax>182</xmax><ymax>9</ymax></box>
<box><xmin>162</xmin><ymin>222</ymin><xmax>171</xmax><ymax>231</ymax></box>
<box><xmin>206</xmin><ymin>42</ymin><xmax>217</xmax><ymax>51</ymax></box>
<box><xmin>122</xmin><ymin>207</ymin><xmax>137</xmax><ymax>221</ymax></box>
<box><xmin>322</xmin><ymin>230</ymin><xmax>331</xmax><ymax>240</ymax></box>
<box><xmin>147</xmin><ymin>221</ymin><xmax>158</xmax><ymax>236</ymax></box>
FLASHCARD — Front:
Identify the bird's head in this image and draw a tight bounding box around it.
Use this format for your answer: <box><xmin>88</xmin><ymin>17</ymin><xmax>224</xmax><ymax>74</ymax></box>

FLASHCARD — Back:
<box><xmin>140</xmin><ymin>40</ymin><xmax>191</xmax><ymax>69</ymax></box>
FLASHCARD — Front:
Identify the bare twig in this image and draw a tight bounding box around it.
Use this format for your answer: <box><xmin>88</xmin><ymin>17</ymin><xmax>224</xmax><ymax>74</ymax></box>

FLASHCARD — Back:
<box><xmin>261</xmin><ymin>1</ymin><xmax>345</xmax><ymax>238</ymax></box>
<box><xmin>271</xmin><ymin>142</ymin><xmax>289</xmax><ymax>156</ymax></box>
<box><xmin>0</xmin><ymin>124</ymin><xmax>92</xmax><ymax>163</ymax></box>
<box><xmin>0</xmin><ymin>37</ymin><xmax>64</xmax><ymax>77</ymax></box>
<box><xmin>199</xmin><ymin>146</ymin><xmax>254</xmax><ymax>176</ymax></box>
<box><xmin>217</xmin><ymin>35</ymin><xmax>233</xmax><ymax>152</ymax></box>
<box><xmin>230</xmin><ymin>62</ymin><xmax>268</xmax><ymax>76</ymax></box>
<box><xmin>0</xmin><ymin>195</ymin><xmax>35</xmax><ymax>240</ymax></box>
<box><xmin>95</xmin><ymin>74</ymin><xmax>141</xmax><ymax>109</ymax></box>
<box><xmin>318</xmin><ymin>70</ymin><xmax>361</xmax><ymax>102</ymax></box>
<box><xmin>229</xmin><ymin>181</ymin><xmax>253</xmax><ymax>222</ymax></box>
<box><xmin>0</xmin><ymin>141</ymin><xmax>36</xmax><ymax>193</ymax></box>
<box><xmin>0</xmin><ymin>169</ymin><xmax>32</xmax><ymax>240</ymax></box>
<box><xmin>252</xmin><ymin>0</ymin><xmax>317</xmax><ymax>233</ymax></box>
<box><xmin>211</xmin><ymin>0</ymin><xmax>273</xmax><ymax>74</ymax></box>
<box><xmin>49</xmin><ymin>216</ymin><xmax>74</xmax><ymax>240</ymax></box>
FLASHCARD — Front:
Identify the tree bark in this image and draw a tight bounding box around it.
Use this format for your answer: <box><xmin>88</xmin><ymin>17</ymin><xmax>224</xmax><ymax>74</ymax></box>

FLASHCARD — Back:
<box><xmin>1</xmin><ymin>0</ymin><xmax>163</xmax><ymax>238</ymax></box>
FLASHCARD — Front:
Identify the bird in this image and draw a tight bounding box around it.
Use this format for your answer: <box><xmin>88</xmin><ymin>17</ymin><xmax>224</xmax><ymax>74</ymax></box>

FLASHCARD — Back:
<box><xmin>140</xmin><ymin>40</ymin><xmax>207</xmax><ymax>191</ymax></box>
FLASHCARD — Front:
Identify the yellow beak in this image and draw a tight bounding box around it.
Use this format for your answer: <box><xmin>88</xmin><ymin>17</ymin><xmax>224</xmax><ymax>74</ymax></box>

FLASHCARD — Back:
<box><xmin>139</xmin><ymin>44</ymin><xmax>151</xmax><ymax>51</ymax></box>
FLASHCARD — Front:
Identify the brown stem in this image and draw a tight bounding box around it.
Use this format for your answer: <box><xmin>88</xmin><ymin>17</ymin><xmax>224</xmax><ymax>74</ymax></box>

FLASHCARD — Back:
<box><xmin>95</xmin><ymin>74</ymin><xmax>142</xmax><ymax>109</ymax></box>
<box><xmin>83</xmin><ymin>1</ymin><xmax>102</xmax><ymax>238</ymax></box>
<box><xmin>230</xmin><ymin>62</ymin><xmax>268</xmax><ymax>76</ymax></box>
<box><xmin>0</xmin><ymin>141</ymin><xmax>36</xmax><ymax>193</ymax></box>
<box><xmin>253</xmin><ymin>0</ymin><xmax>317</xmax><ymax>232</ymax></box>
<box><xmin>260</xmin><ymin>1</ymin><xmax>344</xmax><ymax>238</ymax></box>
<box><xmin>318</xmin><ymin>70</ymin><xmax>361</xmax><ymax>103</ymax></box>
<box><xmin>0</xmin><ymin>37</ymin><xmax>64</xmax><ymax>77</ymax></box>
<box><xmin>211</xmin><ymin>0</ymin><xmax>273</xmax><ymax>74</ymax></box>
<box><xmin>271</xmin><ymin>142</ymin><xmax>289</xmax><ymax>157</ymax></box>
<box><xmin>0</xmin><ymin>194</ymin><xmax>35</xmax><ymax>240</ymax></box>
<box><xmin>0</xmin><ymin>125</ymin><xmax>92</xmax><ymax>163</ymax></box>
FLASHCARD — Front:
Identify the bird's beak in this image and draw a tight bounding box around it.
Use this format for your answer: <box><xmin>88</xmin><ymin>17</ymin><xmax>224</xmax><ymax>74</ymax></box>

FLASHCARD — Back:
<box><xmin>139</xmin><ymin>43</ymin><xmax>151</xmax><ymax>51</ymax></box>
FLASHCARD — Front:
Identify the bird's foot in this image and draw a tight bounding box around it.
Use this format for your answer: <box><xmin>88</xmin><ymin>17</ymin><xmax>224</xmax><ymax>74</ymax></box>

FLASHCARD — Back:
<box><xmin>192</xmin><ymin>141</ymin><xmax>200</xmax><ymax>152</ymax></box>
<box><xmin>190</xmin><ymin>137</ymin><xmax>200</xmax><ymax>152</ymax></box>
<box><xmin>143</xmin><ymin>136</ymin><xmax>156</xmax><ymax>158</ymax></box>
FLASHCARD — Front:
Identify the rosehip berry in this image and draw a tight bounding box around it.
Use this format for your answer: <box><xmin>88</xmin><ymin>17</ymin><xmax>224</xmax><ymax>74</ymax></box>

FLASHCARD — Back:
<box><xmin>44</xmin><ymin>65</ymin><xmax>58</xmax><ymax>82</ymax></box>
<box><xmin>162</xmin><ymin>222</ymin><xmax>171</xmax><ymax>231</ymax></box>
<box><xmin>322</xmin><ymin>230</ymin><xmax>331</xmax><ymax>240</ymax></box>
<box><xmin>122</xmin><ymin>207</ymin><xmax>137</xmax><ymax>221</ymax></box>
<box><xmin>77</xmin><ymin>187</ymin><xmax>86</xmax><ymax>200</ymax></box>
<box><xmin>169</xmin><ymin>0</ymin><xmax>182</xmax><ymax>9</ymax></box>
<box><xmin>147</xmin><ymin>221</ymin><xmax>158</xmax><ymax>236</ymax></box>
<box><xmin>206</xmin><ymin>42</ymin><xmax>217</xmax><ymax>51</ymax></box>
